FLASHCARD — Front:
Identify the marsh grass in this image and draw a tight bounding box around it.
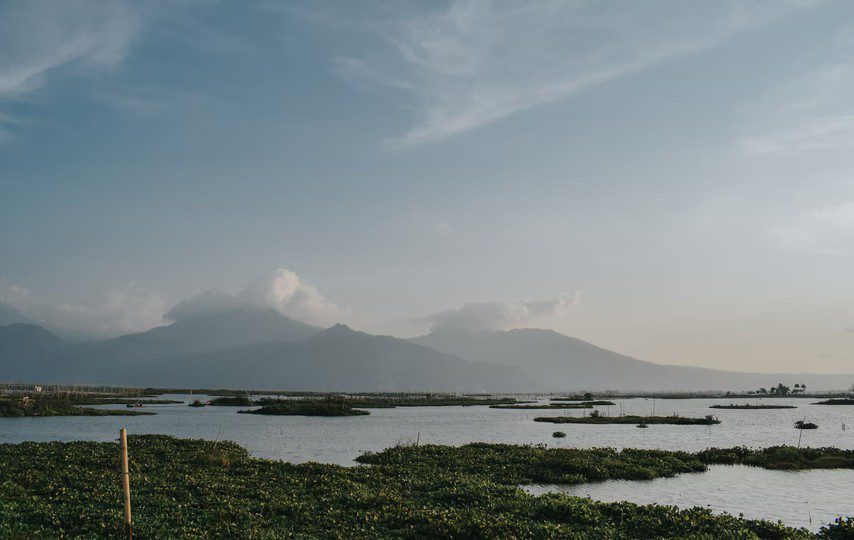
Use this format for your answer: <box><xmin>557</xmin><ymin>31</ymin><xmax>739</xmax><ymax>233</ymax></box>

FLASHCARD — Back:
<box><xmin>534</xmin><ymin>414</ymin><xmax>720</xmax><ymax>425</ymax></box>
<box><xmin>2</xmin><ymin>436</ymin><xmax>840</xmax><ymax>538</ymax></box>
<box><xmin>0</xmin><ymin>398</ymin><xmax>155</xmax><ymax>417</ymax></box>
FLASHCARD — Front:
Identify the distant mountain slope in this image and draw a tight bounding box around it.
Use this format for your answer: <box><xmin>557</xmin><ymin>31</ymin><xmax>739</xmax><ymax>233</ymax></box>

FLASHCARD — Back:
<box><xmin>82</xmin><ymin>324</ymin><xmax>535</xmax><ymax>391</ymax></box>
<box><xmin>412</xmin><ymin>328</ymin><xmax>849</xmax><ymax>391</ymax></box>
<box><xmin>0</xmin><ymin>301</ymin><xmax>98</xmax><ymax>342</ymax></box>
<box><xmin>1</xmin><ymin>312</ymin><xmax>847</xmax><ymax>391</ymax></box>
<box><xmin>0</xmin><ymin>324</ymin><xmax>65</xmax><ymax>381</ymax></box>
<box><xmin>0</xmin><ymin>302</ymin><xmax>35</xmax><ymax>326</ymax></box>
<box><xmin>72</xmin><ymin>307</ymin><xmax>321</xmax><ymax>363</ymax></box>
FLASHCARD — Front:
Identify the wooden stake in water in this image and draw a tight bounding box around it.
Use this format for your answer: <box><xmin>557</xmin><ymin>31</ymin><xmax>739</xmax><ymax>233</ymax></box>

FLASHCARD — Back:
<box><xmin>120</xmin><ymin>428</ymin><xmax>133</xmax><ymax>538</ymax></box>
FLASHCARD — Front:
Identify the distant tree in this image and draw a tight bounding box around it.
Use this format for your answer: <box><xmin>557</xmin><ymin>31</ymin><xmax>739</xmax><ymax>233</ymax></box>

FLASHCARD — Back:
<box><xmin>775</xmin><ymin>383</ymin><xmax>790</xmax><ymax>396</ymax></box>
<box><xmin>759</xmin><ymin>387</ymin><xmax>768</xmax><ymax>394</ymax></box>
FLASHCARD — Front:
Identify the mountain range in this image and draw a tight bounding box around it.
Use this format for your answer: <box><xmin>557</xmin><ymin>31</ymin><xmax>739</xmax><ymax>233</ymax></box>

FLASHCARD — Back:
<box><xmin>0</xmin><ymin>302</ymin><xmax>848</xmax><ymax>391</ymax></box>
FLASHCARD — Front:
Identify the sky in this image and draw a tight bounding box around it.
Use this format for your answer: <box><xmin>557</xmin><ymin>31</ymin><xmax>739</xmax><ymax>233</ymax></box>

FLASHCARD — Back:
<box><xmin>2</xmin><ymin>0</ymin><xmax>854</xmax><ymax>374</ymax></box>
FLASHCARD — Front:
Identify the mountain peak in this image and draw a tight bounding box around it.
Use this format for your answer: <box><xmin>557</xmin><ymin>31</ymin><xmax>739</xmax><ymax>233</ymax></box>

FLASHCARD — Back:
<box><xmin>318</xmin><ymin>323</ymin><xmax>359</xmax><ymax>337</ymax></box>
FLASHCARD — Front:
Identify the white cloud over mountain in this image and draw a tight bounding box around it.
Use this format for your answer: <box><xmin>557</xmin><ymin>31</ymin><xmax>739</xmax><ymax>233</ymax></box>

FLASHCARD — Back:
<box><xmin>425</xmin><ymin>291</ymin><xmax>580</xmax><ymax>333</ymax></box>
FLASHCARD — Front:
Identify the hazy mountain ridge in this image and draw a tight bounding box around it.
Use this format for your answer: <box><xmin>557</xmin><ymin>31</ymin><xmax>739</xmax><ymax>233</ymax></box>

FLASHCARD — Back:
<box><xmin>0</xmin><ymin>310</ymin><xmax>530</xmax><ymax>390</ymax></box>
<box><xmin>412</xmin><ymin>328</ymin><xmax>850</xmax><ymax>391</ymax></box>
<box><xmin>0</xmin><ymin>301</ymin><xmax>98</xmax><ymax>342</ymax></box>
<box><xmin>0</xmin><ymin>307</ymin><xmax>849</xmax><ymax>391</ymax></box>
<box><xmin>121</xmin><ymin>324</ymin><xmax>534</xmax><ymax>391</ymax></box>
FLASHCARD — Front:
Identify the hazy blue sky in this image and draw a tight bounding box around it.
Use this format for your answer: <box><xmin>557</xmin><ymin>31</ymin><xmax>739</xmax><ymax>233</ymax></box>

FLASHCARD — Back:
<box><xmin>2</xmin><ymin>0</ymin><xmax>854</xmax><ymax>373</ymax></box>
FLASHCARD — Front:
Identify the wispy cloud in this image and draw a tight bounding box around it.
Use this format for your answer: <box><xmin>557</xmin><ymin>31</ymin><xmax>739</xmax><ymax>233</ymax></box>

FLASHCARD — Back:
<box><xmin>424</xmin><ymin>291</ymin><xmax>580</xmax><ymax>332</ymax></box>
<box><xmin>770</xmin><ymin>201</ymin><xmax>854</xmax><ymax>255</ymax></box>
<box><xmin>0</xmin><ymin>278</ymin><xmax>166</xmax><ymax>337</ymax></box>
<box><xmin>0</xmin><ymin>0</ymin><xmax>142</xmax><ymax>139</ymax></box>
<box><xmin>329</xmin><ymin>0</ymin><xmax>816</xmax><ymax>146</ymax></box>
<box><xmin>737</xmin><ymin>28</ymin><xmax>854</xmax><ymax>155</ymax></box>
<box><xmin>737</xmin><ymin>115</ymin><xmax>854</xmax><ymax>154</ymax></box>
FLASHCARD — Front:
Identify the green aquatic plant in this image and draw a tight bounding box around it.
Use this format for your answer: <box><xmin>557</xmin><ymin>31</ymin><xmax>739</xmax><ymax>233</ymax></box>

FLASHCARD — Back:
<box><xmin>0</xmin><ymin>436</ymin><xmax>836</xmax><ymax>538</ymax></box>
<box><xmin>812</xmin><ymin>399</ymin><xmax>854</xmax><ymax>405</ymax></box>
<box><xmin>208</xmin><ymin>396</ymin><xmax>252</xmax><ymax>406</ymax></box>
<box><xmin>0</xmin><ymin>398</ymin><xmax>154</xmax><ymax>417</ymax></box>
<box><xmin>188</xmin><ymin>400</ymin><xmax>206</xmax><ymax>407</ymax></box>
<box><xmin>710</xmin><ymin>404</ymin><xmax>797</xmax><ymax>410</ymax></box>
<box><xmin>491</xmin><ymin>403</ymin><xmax>593</xmax><ymax>409</ymax></box>
<box><xmin>820</xmin><ymin>517</ymin><xmax>854</xmax><ymax>538</ymax></box>
<box><xmin>795</xmin><ymin>420</ymin><xmax>818</xmax><ymax>430</ymax></box>
<box><xmin>552</xmin><ymin>431</ymin><xmax>566</xmax><ymax>438</ymax></box>
<box><xmin>534</xmin><ymin>414</ymin><xmax>720</xmax><ymax>425</ymax></box>
<box><xmin>240</xmin><ymin>399</ymin><xmax>370</xmax><ymax>416</ymax></box>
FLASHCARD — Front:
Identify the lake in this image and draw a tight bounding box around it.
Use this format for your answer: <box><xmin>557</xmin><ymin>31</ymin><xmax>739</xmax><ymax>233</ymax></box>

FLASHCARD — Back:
<box><xmin>1</xmin><ymin>395</ymin><xmax>851</xmax><ymax>531</ymax></box>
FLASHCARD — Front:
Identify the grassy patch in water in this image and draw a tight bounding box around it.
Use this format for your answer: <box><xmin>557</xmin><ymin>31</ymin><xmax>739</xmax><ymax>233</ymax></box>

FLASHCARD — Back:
<box><xmin>348</xmin><ymin>396</ymin><xmax>522</xmax><ymax>407</ymax></box>
<box><xmin>696</xmin><ymin>446</ymin><xmax>854</xmax><ymax>470</ymax></box>
<box><xmin>812</xmin><ymin>399</ymin><xmax>854</xmax><ymax>405</ymax></box>
<box><xmin>534</xmin><ymin>413</ymin><xmax>720</xmax><ymax>425</ymax></box>
<box><xmin>549</xmin><ymin>399</ymin><xmax>617</xmax><ymax>405</ymax></box>
<box><xmin>0</xmin><ymin>398</ymin><xmax>155</xmax><ymax>417</ymax></box>
<box><xmin>710</xmin><ymin>404</ymin><xmax>797</xmax><ymax>409</ymax></box>
<box><xmin>491</xmin><ymin>403</ymin><xmax>593</xmax><ymax>409</ymax></box>
<box><xmin>239</xmin><ymin>399</ymin><xmax>370</xmax><ymax>416</ymax></box>
<box><xmin>208</xmin><ymin>396</ymin><xmax>253</xmax><ymax>406</ymax></box>
<box><xmin>0</xmin><ymin>435</ymin><xmax>828</xmax><ymax>538</ymax></box>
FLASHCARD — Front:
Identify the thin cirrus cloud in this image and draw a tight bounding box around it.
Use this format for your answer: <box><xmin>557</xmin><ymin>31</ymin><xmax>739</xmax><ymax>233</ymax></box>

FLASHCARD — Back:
<box><xmin>332</xmin><ymin>0</ymin><xmax>818</xmax><ymax>146</ymax></box>
<box><xmin>737</xmin><ymin>29</ymin><xmax>854</xmax><ymax>155</ymax></box>
<box><xmin>771</xmin><ymin>201</ymin><xmax>854</xmax><ymax>255</ymax></box>
<box><xmin>0</xmin><ymin>0</ymin><xmax>141</xmax><ymax>138</ymax></box>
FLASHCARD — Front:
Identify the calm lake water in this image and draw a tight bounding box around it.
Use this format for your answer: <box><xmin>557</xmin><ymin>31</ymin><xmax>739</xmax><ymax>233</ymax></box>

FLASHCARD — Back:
<box><xmin>1</xmin><ymin>395</ymin><xmax>851</xmax><ymax>530</ymax></box>
<box><xmin>525</xmin><ymin>465</ymin><xmax>854</xmax><ymax>532</ymax></box>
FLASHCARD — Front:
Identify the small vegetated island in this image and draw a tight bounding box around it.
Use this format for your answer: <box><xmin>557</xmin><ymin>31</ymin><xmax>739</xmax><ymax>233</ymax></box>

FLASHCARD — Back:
<box><xmin>812</xmin><ymin>398</ymin><xmax>854</xmax><ymax>405</ymax></box>
<box><xmin>795</xmin><ymin>420</ymin><xmax>819</xmax><ymax>430</ymax></box>
<box><xmin>491</xmin><ymin>403</ymin><xmax>596</xmax><ymax>409</ymax></box>
<box><xmin>207</xmin><ymin>396</ymin><xmax>253</xmax><ymax>406</ymax></box>
<box><xmin>534</xmin><ymin>411</ymin><xmax>720</xmax><ymax>425</ymax></box>
<box><xmin>710</xmin><ymin>403</ymin><xmax>797</xmax><ymax>410</ymax></box>
<box><xmin>0</xmin><ymin>397</ymin><xmax>155</xmax><ymax>417</ymax></box>
<box><xmin>550</xmin><ymin>398</ymin><xmax>617</xmax><ymax>406</ymax></box>
<box><xmin>239</xmin><ymin>399</ymin><xmax>370</xmax><ymax>416</ymax></box>
<box><xmin>344</xmin><ymin>395</ymin><xmax>521</xmax><ymax>408</ymax></box>
<box><xmin>1</xmin><ymin>436</ymin><xmax>851</xmax><ymax>537</ymax></box>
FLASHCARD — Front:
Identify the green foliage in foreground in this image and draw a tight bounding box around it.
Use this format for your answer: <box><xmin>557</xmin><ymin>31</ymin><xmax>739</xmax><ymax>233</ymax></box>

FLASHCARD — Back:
<box><xmin>359</xmin><ymin>443</ymin><xmax>854</xmax><ymax>486</ymax></box>
<box><xmin>239</xmin><ymin>399</ymin><xmax>370</xmax><ymax>416</ymax></box>
<box><xmin>3</xmin><ymin>436</ymin><xmax>845</xmax><ymax>538</ymax></box>
<box><xmin>534</xmin><ymin>414</ymin><xmax>721</xmax><ymax>425</ymax></box>
<box><xmin>0</xmin><ymin>398</ymin><xmax>155</xmax><ymax>417</ymax></box>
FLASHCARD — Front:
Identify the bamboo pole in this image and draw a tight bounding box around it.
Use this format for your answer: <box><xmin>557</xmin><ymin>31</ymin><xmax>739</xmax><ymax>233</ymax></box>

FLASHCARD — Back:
<box><xmin>120</xmin><ymin>428</ymin><xmax>133</xmax><ymax>538</ymax></box>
